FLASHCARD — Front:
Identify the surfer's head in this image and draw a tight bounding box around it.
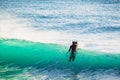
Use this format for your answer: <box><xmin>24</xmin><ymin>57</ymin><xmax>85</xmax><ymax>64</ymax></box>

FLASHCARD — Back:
<box><xmin>72</xmin><ymin>41</ymin><xmax>75</xmax><ymax>44</ymax></box>
<box><xmin>75</xmin><ymin>41</ymin><xmax>77</xmax><ymax>45</ymax></box>
<box><xmin>72</xmin><ymin>41</ymin><xmax>77</xmax><ymax>45</ymax></box>
<box><xmin>72</xmin><ymin>41</ymin><xmax>78</xmax><ymax>46</ymax></box>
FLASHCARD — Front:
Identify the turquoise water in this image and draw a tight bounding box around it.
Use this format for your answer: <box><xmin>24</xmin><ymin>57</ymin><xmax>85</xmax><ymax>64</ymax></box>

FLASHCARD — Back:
<box><xmin>0</xmin><ymin>39</ymin><xmax>120</xmax><ymax>80</ymax></box>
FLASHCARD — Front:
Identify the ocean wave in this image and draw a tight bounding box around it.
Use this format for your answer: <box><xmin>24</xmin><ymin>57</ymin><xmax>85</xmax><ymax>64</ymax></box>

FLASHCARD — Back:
<box><xmin>0</xmin><ymin>39</ymin><xmax>120</xmax><ymax>70</ymax></box>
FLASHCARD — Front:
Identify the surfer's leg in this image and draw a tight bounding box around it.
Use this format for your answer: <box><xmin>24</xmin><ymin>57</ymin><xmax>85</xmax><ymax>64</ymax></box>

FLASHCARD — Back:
<box><xmin>72</xmin><ymin>55</ymin><xmax>75</xmax><ymax>61</ymax></box>
<box><xmin>72</xmin><ymin>53</ymin><xmax>76</xmax><ymax>61</ymax></box>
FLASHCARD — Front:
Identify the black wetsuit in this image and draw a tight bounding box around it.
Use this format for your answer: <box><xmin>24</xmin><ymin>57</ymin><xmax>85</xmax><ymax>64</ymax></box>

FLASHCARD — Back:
<box><xmin>69</xmin><ymin>44</ymin><xmax>77</xmax><ymax>62</ymax></box>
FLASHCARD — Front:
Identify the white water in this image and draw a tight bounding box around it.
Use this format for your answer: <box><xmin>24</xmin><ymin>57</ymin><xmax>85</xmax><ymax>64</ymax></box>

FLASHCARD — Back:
<box><xmin>0</xmin><ymin>13</ymin><xmax>120</xmax><ymax>53</ymax></box>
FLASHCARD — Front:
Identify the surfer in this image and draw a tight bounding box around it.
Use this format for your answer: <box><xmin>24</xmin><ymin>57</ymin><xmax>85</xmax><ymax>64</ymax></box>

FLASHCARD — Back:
<box><xmin>68</xmin><ymin>41</ymin><xmax>78</xmax><ymax>62</ymax></box>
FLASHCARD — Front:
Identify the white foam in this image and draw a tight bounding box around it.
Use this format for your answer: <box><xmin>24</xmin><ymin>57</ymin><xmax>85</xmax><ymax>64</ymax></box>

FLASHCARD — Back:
<box><xmin>0</xmin><ymin>14</ymin><xmax>70</xmax><ymax>43</ymax></box>
<box><xmin>0</xmin><ymin>14</ymin><xmax>120</xmax><ymax>53</ymax></box>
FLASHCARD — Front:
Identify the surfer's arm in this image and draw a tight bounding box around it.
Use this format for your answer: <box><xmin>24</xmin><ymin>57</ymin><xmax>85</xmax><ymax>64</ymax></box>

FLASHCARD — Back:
<box><xmin>68</xmin><ymin>46</ymin><xmax>72</xmax><ymax>52</ymax></box>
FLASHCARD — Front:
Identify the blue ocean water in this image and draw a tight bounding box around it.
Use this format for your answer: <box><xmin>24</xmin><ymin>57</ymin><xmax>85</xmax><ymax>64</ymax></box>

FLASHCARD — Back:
<box><xmin>0</xmin><ymin>0</ymin><xmax>120</xmax><ymax>53</ymax></box>
<box><xmin>0</xmin><ymin>0</ymin><xmax>120</xmax><ymax>80</ymax></box>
